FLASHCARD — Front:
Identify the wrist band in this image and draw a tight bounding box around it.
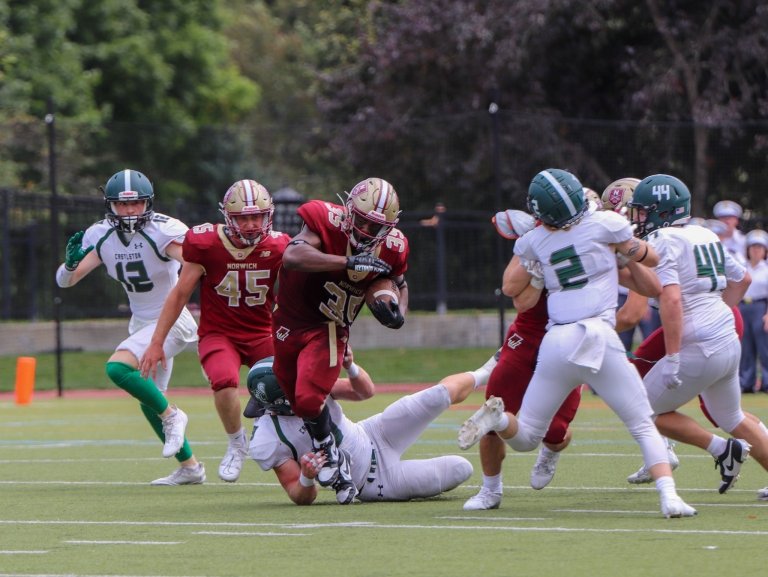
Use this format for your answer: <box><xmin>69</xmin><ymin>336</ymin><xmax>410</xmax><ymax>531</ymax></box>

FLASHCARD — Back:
<box><xmin>299</xmin><ymin>472</ymin><xmax>315</xmax><ymax>487</ymax></box>
<box><xmin>346</xmin><ymin>362</ymin><xmax>361</xmax><ymax>379</ymax></box>
<box><xmin>637</xmin><ymin>244</ymin><xmax>649</xmax><ymax>263</ymax></box>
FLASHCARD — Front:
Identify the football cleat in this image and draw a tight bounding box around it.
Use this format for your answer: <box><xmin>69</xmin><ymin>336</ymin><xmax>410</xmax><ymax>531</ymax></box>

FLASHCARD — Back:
<box><xmin>458</xmin><ymin>396</ymin><xmax>506</xmax><ymax>450</ymax></box>
<box><xmin>314</xmin><ymin>437</ymin><xmax>342</xmax><ymax>487</ymax></box>
<box><xmin>757</xmin><ymin>487</ymin><xmax>768</xmax><ymax>501</ymax></box>
<box><xmin>492</xmin><ymin>209</ymin><xmax>535</xmax><ymax>240</ymax></box>
<box><xmin>218</xmin><ymin>442</ymin><xmax>248</xmax><ymax>482</ymax></box>
<box><xmin>715</xmin><ymin>438</ymin><xmax>751</xmax><ymax>494</ymax></box>
<box><xmin>626</xmin><ymin>439</ymin><xmax>680</xmax><ymax>484</ymax></box>
<box><xmin>530</xmin><ymin>446</ymin><xmax>560</xmax><ymax>490</ymax></box>
<box><xmin>151</xmin><ymin>463</ymin><xmax>206</xmax><ymax>486</ymax></box>
<box><xmin>161</xmin><ymin>406</ymin><xmax>188</xmax><ymax>458</ymax></box>
<box><xmin>331</xmin><ymin>449</ymin><xmax>357</xmax><ymax>505</ymax></box>
<box><xmin>660</xmin><ymin>494</ymin><xmax>697</xmax><ymax>519</ymax></box>
<box><xmin>463</xmin><ymin>487</ymin><xmax>502</xmax><ymax>510</ymax></box>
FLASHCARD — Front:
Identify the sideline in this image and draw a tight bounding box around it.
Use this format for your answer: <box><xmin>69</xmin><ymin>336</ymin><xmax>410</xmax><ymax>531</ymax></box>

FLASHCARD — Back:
<box><xmin>0</xmin><ymin>383</ymin><xmax>431</xmax><ymax>402</ymax></box>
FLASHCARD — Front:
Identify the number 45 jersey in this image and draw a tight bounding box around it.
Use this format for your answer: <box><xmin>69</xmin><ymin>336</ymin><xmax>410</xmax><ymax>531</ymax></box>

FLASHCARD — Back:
<box><xmin>83</xmin><ymin>213</ymin><xmax>189</xmax><ymax>320</ymax></box>
<box><xmin>182</xmin><ymin>223</ymin><xmax>290</xmax><ymax>341</ymax></box>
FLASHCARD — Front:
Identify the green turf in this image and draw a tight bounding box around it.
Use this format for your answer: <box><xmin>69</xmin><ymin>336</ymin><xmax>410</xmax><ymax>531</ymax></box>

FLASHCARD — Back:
<box><xmin>1</xmin><ymin>390</ymin><xmax>768</xmax><ymax>576</ymax></box>
<box><xmin>0</xmin><ymin>348</ymin><xmax>496</xmax><ymax>392</ymax></box>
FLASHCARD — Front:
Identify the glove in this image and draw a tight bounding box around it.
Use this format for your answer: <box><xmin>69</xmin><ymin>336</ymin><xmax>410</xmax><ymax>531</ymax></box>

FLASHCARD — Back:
<box><xmin>662</xmin><ymin>353</ymin><xmax>682</xmax><ymax>389</ymax></box>
<box><xmin>64</xmin><ymin>231</ymin><xmax>93</xmax><ymax>271</ymax></box>
<box><xmin>492</xmin><ymin>209</ymin><xmax>535</xmax><ymax>240</ymax></box>
<box><xmin>346</xmin><ymin>254</ymin><xmax>391</xmax><ymax>275</ymax></box>
<box><xmin>369</xmin><ymin>299</ymin><xmax>405</xmax><ymax>329</ymax></box>
<box><xmin>521</xmin><ymin>258</ymin><xmax>545</xmax><ymax>290</ymax></box>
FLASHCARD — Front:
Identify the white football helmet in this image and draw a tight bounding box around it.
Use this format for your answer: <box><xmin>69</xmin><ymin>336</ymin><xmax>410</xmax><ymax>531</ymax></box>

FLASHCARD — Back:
<box><xmin>342</xmin><ymin>177</ymin><xmax>401</xmax><ymax>252</ymax></box>
<box><xmin>219</xmin><ymin>179</ymin><xmax>274</xmax><ymax>246</ymax></box>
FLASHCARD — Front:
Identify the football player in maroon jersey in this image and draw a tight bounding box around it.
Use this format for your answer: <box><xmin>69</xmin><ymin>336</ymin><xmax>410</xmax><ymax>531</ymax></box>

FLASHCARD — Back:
<box><xmin>141</xmin><ymin>179</ymin><xmax>290</xmax><ymax>483</ymax></box>
<box><xmin>272</xmin><ymin>177</ymin><xmax>409</xmax><ymax>504</ymax></box>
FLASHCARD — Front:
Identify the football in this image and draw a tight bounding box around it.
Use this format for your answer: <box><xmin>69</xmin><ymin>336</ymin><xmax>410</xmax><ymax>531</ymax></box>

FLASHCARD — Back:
<box><xmin>365</xmin><ymin>277</ymin><xmax>400</xmax><ymax>310</ymax></box>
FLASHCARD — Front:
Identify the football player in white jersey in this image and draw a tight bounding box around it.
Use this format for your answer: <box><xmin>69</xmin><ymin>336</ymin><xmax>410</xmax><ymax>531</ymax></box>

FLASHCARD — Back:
<box><xmin>247</xmin><ymin>351</ymin><xmax>496</xmax><ymax>505</ymax></box>
<box><xmin>621</xmin><ymin>175</ymin><xmax>768</xmax><ymax>499</ymax></box>
<box><xmin>55</xmin><ymin>169</ymin><xmax>204</xmax><ymax>485</ymax></box>
<box><xmin>458</xmin><ymin>168</ymin><xmax>697</xmax><ymax>519</ymax></box>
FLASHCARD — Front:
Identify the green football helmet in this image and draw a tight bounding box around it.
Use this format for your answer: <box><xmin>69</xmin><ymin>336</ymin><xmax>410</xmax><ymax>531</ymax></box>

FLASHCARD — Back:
<box><xmin>102</xmin><ymin>169</ymin><xmax>155</xmax><ymax>233</ymax></box>
<box><xmin>628</xmin><ymin>174</ymin><xmax>691</xmax><ymax>237</ymax></box>
<box><xmin>246</xmin><ymin>357</ymin><xmax>293</xmax><ymax>416</ymax></box>
<box><xmin>527</xmin><ymin>169</ymin><xmax>587</xmax><ymax>229</ymax></box>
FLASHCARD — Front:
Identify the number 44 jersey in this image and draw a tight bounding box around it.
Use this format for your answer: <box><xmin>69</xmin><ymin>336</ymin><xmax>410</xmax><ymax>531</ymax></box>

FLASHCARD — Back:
<box><xmin>646</xmin><ymin>223</ymin><xmax>746</xmax><ymax>354</ymax></box>
<box><xmin>83</xmin><ymin>213</ymin><xmax>189</xmax><ymax>320</ymax></box>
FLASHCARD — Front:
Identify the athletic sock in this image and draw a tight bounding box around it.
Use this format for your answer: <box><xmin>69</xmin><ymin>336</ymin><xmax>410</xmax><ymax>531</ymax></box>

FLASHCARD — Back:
<box><xmin>482</xmin><ymin>473</ymin><xmax>503</xmax><ymax>494</ymax></box>
<box><xmin>706</xmin><ymin>435</ymin><xmax>728</xmax><ymax>458</ymax></box>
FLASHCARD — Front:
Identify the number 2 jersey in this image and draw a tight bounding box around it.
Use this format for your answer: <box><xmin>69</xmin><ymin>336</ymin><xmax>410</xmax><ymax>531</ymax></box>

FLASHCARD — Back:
<box><xmin>82</xmin><ymin>213</ymin><xmax>188</xmax><ymax>321</ymax></box>
<box><xmin>275</xmin><ymin>200</ymin><xmax>409</xmax><ymax>329</ymax></box>
<box><xmin>182</xmin><ymin>223</ymin><xmax>290</xmax><ymax>341</ymax></box>
<box><xmin>514</xmin><ymin>208</ymin><xmax>632</xmax><ymax>326</ymax></box>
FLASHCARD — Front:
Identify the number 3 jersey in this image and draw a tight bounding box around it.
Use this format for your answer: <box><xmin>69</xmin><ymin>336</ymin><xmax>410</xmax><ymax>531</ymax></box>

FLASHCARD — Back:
<box><xmin>275</xmin><ymin>200</ymin><xmax>409</xmax><ymax>329</ymax></box>
<box><xmin>182</xmin><ymin>223</ymin><xmax>290</xmax><ymax>341</ymax></box>
<box><xmin>646</xmin><ymin>223</ymin><xmax>746</xmax><ymax>354</ymax></box>
<box><xmin>83</xmin><ymin>213</ymin><xmax>188</xmax><ymax>320</ymax></box>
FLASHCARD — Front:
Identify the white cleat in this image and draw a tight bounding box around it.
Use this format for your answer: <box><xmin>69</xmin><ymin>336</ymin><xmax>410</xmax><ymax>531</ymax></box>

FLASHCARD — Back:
<box><xmin>530</xmin><ymin>446</ymin><xmax>560</xmax><ymax>490</ymax></box>
<box><xmin>218</xmin><ymin>443</ymin><xmax>248</xmax><ymax>482</ymax></box>
<box><xmin>161</xmin><ymin>406</ymin><xmax>188</xmax><ymax>458</ymax></box>
<box><xmin>458</xmin><ymin>396</ymin><xmax>506</xmax><ymax>451</ymax></box>
<box><xmin>757</xmin><ymin>487</ymin><xmax>768</xmax><ymax>501</ymax></box>
<box><xmin>627</xmin><ymin>439</ymin><xmax>680</xmax><ymax>484</ymax></box>
<box><xmin>660</xmin><ymin>494</ymin><xmax>697</xmax><ymax>519</ymax></box>
<box><xmin>463</xmin><ymin>487</ymin><xmax>502</xmax><ymax>510</ymax></box>
<box><xmin>151</xmin><ymin>463</ymin><xmax>206</xmax><ymax>486</ymax></box>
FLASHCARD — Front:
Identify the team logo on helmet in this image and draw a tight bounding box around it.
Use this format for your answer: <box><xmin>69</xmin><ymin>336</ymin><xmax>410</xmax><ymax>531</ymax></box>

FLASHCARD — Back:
<box><xmin>601</xmin><ymin>177</ymin><xmax>640</xmax><ymax>213</ymax></box>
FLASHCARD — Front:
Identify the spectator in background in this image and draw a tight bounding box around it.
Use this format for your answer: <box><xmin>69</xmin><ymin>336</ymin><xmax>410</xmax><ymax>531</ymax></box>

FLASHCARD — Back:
<box><xmin>714</xmin><ymin>200</ymin><xmax>747</xmax><ymax>257</ymax></box>
<box><xmin>738</xmin><ymin>229</ymin><xmax>768</xmax><ymax>394</ymax></box>
<box><xmin>706</xmin><ymin>219</ymin><xmax>746</xmax><ymax>265</ymax></box>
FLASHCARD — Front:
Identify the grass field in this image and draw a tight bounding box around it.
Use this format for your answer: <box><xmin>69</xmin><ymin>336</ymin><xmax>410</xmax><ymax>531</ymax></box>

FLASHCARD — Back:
<box><xmin>0</xmin><ymin>348</ymin><xmax>495</xmax><ymax>392</ymax></box>
<box><xmin>2</xmin><ymin>388</ymin><xmax>768</xmax><ymax>577</ymax></box>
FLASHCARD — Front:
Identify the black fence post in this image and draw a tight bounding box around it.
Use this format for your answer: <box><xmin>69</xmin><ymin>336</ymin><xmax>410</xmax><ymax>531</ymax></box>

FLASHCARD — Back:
<box><xmin>46</xmin><ymin>98</ymin><xmax>64</xmax><ymax>397</ymax></box>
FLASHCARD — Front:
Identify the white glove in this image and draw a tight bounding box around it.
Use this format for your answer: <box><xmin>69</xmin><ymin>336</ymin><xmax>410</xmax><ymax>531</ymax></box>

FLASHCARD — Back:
<box><xmin>521</xmin><ymin>258</ymin><xmax>545</xmax><ymax>289</ymax></box>
<box><xmin>661</xmin><ymin>353</ymin><xmax>682</xmax><ymax>389</ymax></box>
<box><xmin>493</xmin><ymin>209</ymin><xmax>535</xmax><ymax>240</ymax></box>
